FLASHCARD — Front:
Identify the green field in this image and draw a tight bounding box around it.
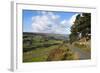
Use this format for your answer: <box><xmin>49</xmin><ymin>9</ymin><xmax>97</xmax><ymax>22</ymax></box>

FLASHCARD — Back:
<box><xmin>23</xmin><ymin>32</ymin><xmax>78</xmax><ymax>62</ymax></box>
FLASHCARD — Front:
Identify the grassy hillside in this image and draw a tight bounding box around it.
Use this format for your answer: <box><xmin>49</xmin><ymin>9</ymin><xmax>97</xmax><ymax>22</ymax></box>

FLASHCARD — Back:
<box><xmin>23</xmin><ymin>32</ymin><xmax>77</xmax><ymax>62</ymax></box>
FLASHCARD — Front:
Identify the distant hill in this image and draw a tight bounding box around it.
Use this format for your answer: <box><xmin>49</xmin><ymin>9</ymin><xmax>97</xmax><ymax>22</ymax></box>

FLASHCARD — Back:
<box><xmin>23</xmin><ymin>32</ymin><xmax>69</xmax><ymax>40</ymax></box>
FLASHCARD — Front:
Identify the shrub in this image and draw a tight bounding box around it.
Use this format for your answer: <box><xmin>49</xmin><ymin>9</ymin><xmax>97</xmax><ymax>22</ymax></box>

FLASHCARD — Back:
<box><xmin>47</xmin><ymin>47</ymin><xmax>78</xmax><ymax>61</ymax></box>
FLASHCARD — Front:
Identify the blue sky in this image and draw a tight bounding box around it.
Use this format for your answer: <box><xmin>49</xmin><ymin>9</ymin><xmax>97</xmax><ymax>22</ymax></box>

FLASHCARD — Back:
<box><xmin>23</xmin><ymin>10</ymin><xmax>78</xmax><ymax>34</ymax></box>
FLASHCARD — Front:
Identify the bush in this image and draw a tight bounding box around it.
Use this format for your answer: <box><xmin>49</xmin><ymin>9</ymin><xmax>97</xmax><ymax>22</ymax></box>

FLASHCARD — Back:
<box><xmin>47</xmin><ymin>47</ymin><xmax>78</xmax><ymax>61</ymax></box>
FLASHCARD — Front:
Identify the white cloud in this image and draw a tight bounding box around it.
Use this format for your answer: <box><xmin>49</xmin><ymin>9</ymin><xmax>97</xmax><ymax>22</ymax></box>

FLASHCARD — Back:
<box><xmin>48</xmin><ymin>12</ymin><xmax>59</xmax><ymax>20</ymax></box>
<box><xmin>31</xmin><ymin>11</ymin><xmax>78</xmax><ymax>34</ymax></box>
<box><xmin>69</xmin><ymin>13</ymin><xmax>79</xmax><ymax>25</ymax></box>
<box><xmin>61</xmin><ymin>20</ymin><xmax>67</xmax><ymax>24</ymax></box>
<box><xmin>32</xmin><ymin>14</ymin><xmax>50</xmax><ymax>32</ymax></box>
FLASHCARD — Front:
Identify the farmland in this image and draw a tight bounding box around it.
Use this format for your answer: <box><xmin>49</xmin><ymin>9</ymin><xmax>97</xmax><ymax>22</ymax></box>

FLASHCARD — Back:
<box><xmin>23</xmin><ymin>32</ymin><xmax>78</xmax><ymax>62</ymax></box>
<box><xmin>23</xmin><ymin>32</ymin><xmax>91</xmax><ymax>62</ymax></box>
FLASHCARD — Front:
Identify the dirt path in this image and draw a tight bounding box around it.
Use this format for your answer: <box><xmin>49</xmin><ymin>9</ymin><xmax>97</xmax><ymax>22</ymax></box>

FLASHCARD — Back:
<box><xmin>67</xmin><ymin>43</ymin><xmax>91</xmax><ymax>60</ymax></box>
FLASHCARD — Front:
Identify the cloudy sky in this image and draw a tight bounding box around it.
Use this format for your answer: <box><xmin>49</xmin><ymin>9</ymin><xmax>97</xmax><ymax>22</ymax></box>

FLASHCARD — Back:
<box><xmin>23</xmin><ymin>10</ymin><xmax>79</xmax><ymax>34</ymax></box>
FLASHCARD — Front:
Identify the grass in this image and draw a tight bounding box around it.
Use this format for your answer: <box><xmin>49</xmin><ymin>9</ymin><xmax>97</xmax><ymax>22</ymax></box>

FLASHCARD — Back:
<box><xmin>32</xmin><ymin>55</ymin><xmax>48</xmax><ymax>62</ymax></box>
<box><xmin>23</xmin><ymin>45</ymin><xmax>60</xmax><ymax>62</ymax></box>
<box><xmin>23</xmin><ymin>34</ymin><xmax>80</xmax><ymax>62</ymax></box>
<box><xmin>47</xmin><ymin>44</ymin><xmax>79</xmax><ymax>61</ymax></box>
<box><xmin>23</xmin><ymin>43</ymin><xmax>78</xmax><ymax>62</ymax></box>
<box><xmin>74</xmin><ymin>42</ymin><xmax>91</xmax><ymax>52</ymax></box>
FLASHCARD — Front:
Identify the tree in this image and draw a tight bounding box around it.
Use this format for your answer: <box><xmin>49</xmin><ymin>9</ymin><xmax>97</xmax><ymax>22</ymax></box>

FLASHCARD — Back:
<box><xmin>69</xmin><ymin>13</ymin><xmax>91</xmax><ymax>43</ymax></box>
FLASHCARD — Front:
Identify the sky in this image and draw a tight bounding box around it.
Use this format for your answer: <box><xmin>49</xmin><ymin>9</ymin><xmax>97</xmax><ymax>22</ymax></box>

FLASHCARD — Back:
<box><xmin>23</xmin><ymin>10</ymin><xmax>79</xmax><ymax>34</ymax></box>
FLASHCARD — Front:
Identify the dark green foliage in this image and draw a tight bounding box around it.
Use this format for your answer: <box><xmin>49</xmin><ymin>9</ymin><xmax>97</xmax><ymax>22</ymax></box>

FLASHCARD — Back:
<box><xmin>69</xmin><ymin>13</ymin><xmax>91</xmax><ymax>43</ymax></box>
<box><xmin>69</xmin><ymin>34</ymin><xmax>78</xmax><ymax>44</ymax></box>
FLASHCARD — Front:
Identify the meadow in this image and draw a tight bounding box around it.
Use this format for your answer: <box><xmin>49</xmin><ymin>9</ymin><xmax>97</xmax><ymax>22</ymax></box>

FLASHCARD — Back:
<box><xmin>23</xmin><ymin>32</ymin><xmax>79</xmax><ymax>62</ymax></box>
